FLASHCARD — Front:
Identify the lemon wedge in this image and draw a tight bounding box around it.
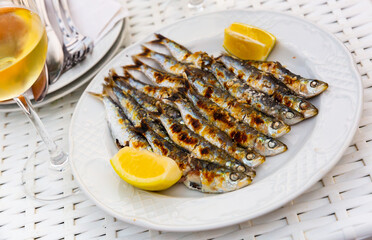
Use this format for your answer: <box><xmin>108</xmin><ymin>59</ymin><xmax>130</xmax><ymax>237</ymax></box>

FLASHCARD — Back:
<box><xmin>223</xmin><ymin>22</ymin><xmax>276</xmax><ymax>60</ymax></box>
<box><xmin>110</xmin><ymin>147</ymin><xmax>182</xmax><ymax>191</ymax></box>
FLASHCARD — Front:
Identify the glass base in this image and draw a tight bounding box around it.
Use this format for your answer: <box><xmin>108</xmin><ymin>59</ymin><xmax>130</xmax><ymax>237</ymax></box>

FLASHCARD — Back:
<box><xmin>188</xmin><ymin>0</ymin><xmax>204</xmax><ymax>10</ymax></box>
<box><xmin>22</xmin><ymin>142</ymin><xmax>79</xmax><ymax>201</ymax></box>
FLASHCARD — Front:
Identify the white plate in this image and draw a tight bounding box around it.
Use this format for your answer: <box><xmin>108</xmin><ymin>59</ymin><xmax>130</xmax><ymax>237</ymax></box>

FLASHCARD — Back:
<box><xmin>0</xmin><ymin>19</ymin><xmax>124</xmax><ymax>107</ymax></box>
<box><xmin>0</xmin><ymin>20</ymin><xmax>126</xmax><ymax>112</ymax></box>
<box><xmin>69</xmin><ymin>10</ymin><xmax>362</xmax><ymax>232</ymax></box>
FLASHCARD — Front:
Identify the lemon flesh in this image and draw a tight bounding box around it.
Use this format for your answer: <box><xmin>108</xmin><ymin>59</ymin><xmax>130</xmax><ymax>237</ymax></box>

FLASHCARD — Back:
<box><xmin>110</xmin><ymin>147</ymin><xmax>182</xmax><ymax>191</ymax></box>
<box><xmin>223</xmin><ymin>22</ymin><xmax>276</xmax><ymax>60</ymax></box>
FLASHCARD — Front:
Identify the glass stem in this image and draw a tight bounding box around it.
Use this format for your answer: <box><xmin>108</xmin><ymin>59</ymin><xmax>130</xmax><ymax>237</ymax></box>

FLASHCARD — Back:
<box><xmin>14</xmin><ymin>95</ymin><xmax>68</xmax><ymax>170</ymax></box>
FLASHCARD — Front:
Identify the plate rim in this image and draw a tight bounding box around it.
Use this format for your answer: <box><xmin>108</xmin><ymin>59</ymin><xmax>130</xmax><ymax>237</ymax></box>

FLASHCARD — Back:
<box><xmin>69</xmin><ymin>9</ymin><xmax>363</xmax><ymax>232</ymax></box>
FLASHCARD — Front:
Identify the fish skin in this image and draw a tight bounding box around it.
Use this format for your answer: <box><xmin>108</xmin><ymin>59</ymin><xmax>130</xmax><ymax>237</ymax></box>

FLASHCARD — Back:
<box><xmin>101</xmin><ymin>96</ymin><xmax>152</xmax><ymax>151</ymax></box>
<box><xmin>153</xmin><ymin>103</ymin><xmax>255</xmax><ymax>177</ymax></box>
<box><xmin>123</xmin><ymin>58</ymin><xmax>188</xmax><ymax>89</ymax></box>
<box><xmin>209</xmin><ymin>61</ymin><xmax>305</xmax><ymax>125</ymax></box>
<box><xmin>136</xmin><ymin>45</ymin><xmax>188</xmax><ymax>76</ymax></box>
<box><xmin>112</xmin><ymin>76</ymin><xmax>182</xmax><ymax>121</ymax></box>
<box><xmin>136</xmin><ymin>119</ymin><xmax>191</xmax><ymax>175</ymax></box>
<box><xmin>183</xmin><ymin>160</ymin><xmax>252</xmax><ymax>193</ymax></box>
<box><xmin>168</xmin><ymin>93</ymin><xmax>265</xmax><ymax>168</ymax></box>
<box><xmin>112</xmin><ymin>71</ymin><xmax>174</xmax><ymax>102</ymax></box>
<box><xmin>106</xmin><ymin>83</ymin><xmax>169</xmax><ymax>140</ymax></box>
<box><xmin>219</xmin><ymin>54</ymin><xmax>318</xmax><ymax>118</ymax></box>
<box><xmin>184</xmin><ymin>68</ymin><xmax>290</xmax><ymax>138</ymax></box>
<box><xmin>137</xmin><ymin>119</ymin><xmax>252</xmax><ymax>193</ymax></box>
<box><xmin>183</xmin><ymin>90</ymin><xmax>287</xmax><ymax>156</ymax></box>
<box><xmin>245</xmin><ymin>60</ymin><xmax>328</xmax><ymax>99</ymax></box>
<box><xmin>149</xmin><ymin>33</ymin><xmax>193</xmax><ymax>63</ymax></box>
<box><xmin>136</xmin><ymin>46</ymin><xmax>222</xmax><ymax>88</ymax></box>
<box><xmin>114</xmin><ymin>69</ymin><xmax>286</xmax><ymax>156</ymax></box>
<box><xmin>134</xmin><ymin>47</ymin><xmax>290</xmax><ymax>137</ymax></box>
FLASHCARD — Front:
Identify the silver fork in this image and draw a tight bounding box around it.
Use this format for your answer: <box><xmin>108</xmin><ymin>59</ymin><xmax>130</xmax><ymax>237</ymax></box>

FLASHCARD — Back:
<box><xmin>59</xmin><ymin>0</ymin><xmax>94</xmax><ymax>56</ymax></box>
<box><xmin>51</xmin><ymin>0</ymin><xmax>86</xmax><ymax>71</ymax></box>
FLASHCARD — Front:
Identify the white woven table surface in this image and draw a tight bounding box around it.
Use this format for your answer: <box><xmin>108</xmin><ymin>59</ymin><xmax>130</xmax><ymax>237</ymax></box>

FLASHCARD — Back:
<box><xmin>1</xmin><ymin>0</ymin><xmax>372</xmax><ymax>239</ymax></box>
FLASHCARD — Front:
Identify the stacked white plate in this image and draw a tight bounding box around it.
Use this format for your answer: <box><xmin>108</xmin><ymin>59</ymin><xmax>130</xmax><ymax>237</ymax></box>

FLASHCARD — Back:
<box><xmin>0</xmin><ymin>19</ymin><xmax>126</xmax><ymax>112</ymax></box>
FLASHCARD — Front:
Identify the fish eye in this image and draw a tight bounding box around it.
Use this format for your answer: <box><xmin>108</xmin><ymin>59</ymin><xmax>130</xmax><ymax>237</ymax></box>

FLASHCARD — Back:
<box><xmin>246</xmin><ymin>153</ymin><xmax>255</xmax><ymax>160</ymax></box>
<box><xmin>285</xmin><ymin>111</ymin><xmax>295</xmax><ymax>119</ymax></box>
<box><xmin>230</xmin><ymin>173</ymin><xmax>239</xmax><ymax>181</ymax></box>
<box><xmin>268</xmin><ymin>140</ymin><xmax>277</xmax><ymax>148</ymax></box>
<box><xmin>310</xmin><ymin>80</ymin><xmax>319</xmax><ymax>88</ymax></box>
<box><xmin>236</xmin><ymin>165</ymin><xmax>246</xmax><ymax>173</ymax></box>
<box><xmin>299</xmin><ymin>101</ymin><xmax>309</xmax><ymax>110</ymax></box>
<box><xmin>272</xmin><ymin>121</ymin><xmax>281</xmax><ymax>129</ymax></box>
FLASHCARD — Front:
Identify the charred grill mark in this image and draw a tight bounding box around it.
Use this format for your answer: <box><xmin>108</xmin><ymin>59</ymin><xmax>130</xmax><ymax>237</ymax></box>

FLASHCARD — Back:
<box><xmin>200</xmin><ymin>147</ymin><xmax>210</xmax><ymax>156</ymax></box>
<box><xmin>153</xmin><ymin>139</ymin><xmax>169</xmax><ymax>156</ymax></box>
<box><xmin>132</xmin><ymin>141</ymin><xmax>148</xmax><ymax>149</ymax></box>
<box><xmin>170</xmin><ymin>124</ymin><xmax>199</xmax><ymax>146</ymax></box>
<box><xmin>203</xmin><ymin>170</ymin><xmax>217</xmax><ymax>183</ymax></box>
<box><xmin>216</xmin><ymin>69</ymin><xmax>225</xmax><ymax>78</ymax></box>
<box><xmin>252</xmin><ymin>115</ymin><xmax>264</xmax><ymax>125</ymax></box>
<box><xmin>182</xmin><ymin>52</ymin><xmax>191</xmax><ymax>61</ymax></box>
<box><xmin>186</xmin><ymin>115</ymin><xmax>203</xmax><ymax>131</ymax></box>
<box><xmin>153</xmin><ymin>72</ymin><xmax>165</xmax><ymax>83</ymax></box>
<box><xmin>204</xmin><ymin>86</ymin><xmax>214</xmax><ymax>99</ymax></box>
<box><xmin>212</xmin><ymin>111</ymin><xmax>235</xmax><ymax>128</ymax></box>
<box><xmin>230</xmin><ymin>130</ymin><xmax>248</xmax><ymax>144</ymax></box>
<box><xmin>170</xmin><ymin>123</ymin><xmax>182</xmax><ymax>133</ymax></box>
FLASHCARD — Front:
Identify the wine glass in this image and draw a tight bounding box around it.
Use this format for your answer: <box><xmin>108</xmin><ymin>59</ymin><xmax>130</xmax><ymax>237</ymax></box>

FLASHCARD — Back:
<box><xmin>188</xmin><ymin>0</ymin><xmax>204</xmax><ymax>11</ymax></box>
<box><xmin>0</xmin><ymin>0</ymin><xmax>74</xmax><ymax>201</ymax></box>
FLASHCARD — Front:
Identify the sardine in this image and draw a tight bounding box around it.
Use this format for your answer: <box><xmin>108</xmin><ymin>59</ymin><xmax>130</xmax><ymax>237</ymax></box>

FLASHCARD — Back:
<box><xmin>218</xmin><ymin>54</ymin><xmax>318</xmax><ymax>118</ymax></box>
<box><xmin>134</xmin><ymin>48</ymin><xmax>290</xmax><ymax>137</ymax></box>
<box><xmin>112</xmin><ymin>76</ymin><xmax>181</xmax><ymax>121</ymax></box>
<box><xmin>135</xmin><ymin>119</ymin><xmax>191</xmax><ymax>175</ymax></box>
<box><xmin>104</xmin><ymin>82</ymin><xmax>169</xmax><ymax>140</ymax></box>
<box><xmin>209</xmin><ymin>61</ymin><xmax>304</xmax><ymax>125</ymax></box>
<box><xmin>123</xmin><ymin>59</ymin><xmax>188</xmax><ymax>89</ymax></box>
<box><xmin>244</xmin><ymin>60</ymin><xmax>328</xmax><ymax>98</ymax></box>
<box><xmin>153</xmin><ymin>103</ymin><xmax>255</xmax><ymax>177</ymax></box>
<box><xmin>184</xmin><ymin>68</ymin><xmax>290</xmax><ymax>137</ymax></box>
<box><xmin>136</xmin><ymin>120</ymin><xmax>252</xmax><ymax>193</ymax></box>
<box><xmin>135</xmin><ymin>46</ymin><xmax>222</xmax><ymax>88</ymax></box>
<box><xmin>148</xmin><ymin>34</ymin><xmax>213</xmax><ymax>70</ymax></box>
<box><xmin>183</xmin><ymin>90</ymin><xmax>287</xmax><ymax>156</ymax></box>
<box><xmin>184</xmin><ymin>159</ymin><xmax>252</xmax><ymax>193</ymax></box>
<box><xmin>112</xmin><ymin>71</ymin><xmax>174</xmax><ymax>101</ymax></box>
<box><xmin>91</xmin><ymin>93</ymin><xmax>152</xmax><ymax>150</ymax></box>
<box><xmin>168</xmin><ymin>93</ymin><xmax>265</xmax><ymax>167</ymax></box>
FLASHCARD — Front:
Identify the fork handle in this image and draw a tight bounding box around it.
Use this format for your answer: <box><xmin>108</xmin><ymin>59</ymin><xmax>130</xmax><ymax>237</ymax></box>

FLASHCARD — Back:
<box><xmin>51</xmin><ymin>0</ymin><xmax>75</xmax><ymax>45</ymax></box>
<box><xmin>59</xmin><ymin>0</ymin><xmax>81</xmax><ymax>38</ymax></box>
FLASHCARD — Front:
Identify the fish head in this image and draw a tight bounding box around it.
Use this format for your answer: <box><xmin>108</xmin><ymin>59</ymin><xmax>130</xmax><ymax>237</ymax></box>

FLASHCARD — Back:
<box><xmin>245</xmin><ymin>151</ymin><xmax>265</xmax><ymax>168</ymax></box>
<box><xmin>280</xmin><ymin>109</ymin><xmax>304</xmax><ymax>125</ymax></box>
<box><xmin>298</xmin><ymin>100</ymin><xmax>319</xmax><ymax>118</ymax></box>
<box><xmin>255</xmin><ymin>137</ymin><xmax>288</xmax><ymax>156</ymax></box>
<box><xmin>300</xmin><ymin>79</ymin><xmax>329</xmax><ymax>98</ymax></box>
<box><xmin>268</xmin><ymin>120</ymin><xmax>291</xmax><ymax>138</ymax></box>
<box><xmin>184</xmin><ymin>167</ymin><xmax>252</xmax><ymax>193</ymax></box>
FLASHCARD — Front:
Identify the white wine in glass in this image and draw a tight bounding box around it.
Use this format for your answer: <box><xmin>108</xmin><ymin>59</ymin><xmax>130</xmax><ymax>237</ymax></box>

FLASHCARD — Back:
<box><xmin>0</xmin><ymin>1</ymin><xmax>73</xmax><ymax>201</ymax></box>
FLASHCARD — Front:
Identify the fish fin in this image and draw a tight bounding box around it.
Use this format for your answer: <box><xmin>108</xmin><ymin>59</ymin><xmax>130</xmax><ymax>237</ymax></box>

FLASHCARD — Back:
<box><xmin>88</xmin><ymin>92</ymin><xmax>104</xmax><ymax>100</ymax></box>
<box><xmin>109</xmin><ymin>68</ymin><xmax>118</xmax><ymax>78</ymax></box>
<box><xmin>122</xmin><ymin>59</ymin><xmax>144</xmax><ymax>71</ymax></box>
<box><xmin>147</xmin><ymin>33</ymin><xmax>166</xmax><ymax>45</ymax></box>
<box><xmin>136</xmin><ymin>45</ymin><xmax>153</xmax><ymax>58</ymax></box>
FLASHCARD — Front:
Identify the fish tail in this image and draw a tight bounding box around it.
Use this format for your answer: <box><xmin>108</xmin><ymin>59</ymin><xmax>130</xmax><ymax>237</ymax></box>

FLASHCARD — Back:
<box><xmin>136</xmin><ymin>45</ymin><xmax>153</xmax><ymax>58</ymax></box>
<box><xmin>147</xmin><ymin>33</ymin><xmax>166</xmax><ymax>45</ymax></box>
<box><xmin>88</xmin><ymin>91</ymin><xmax>104</xmax><ymax>100</ymax></box>
<box><xmin>123</xmin><ymin>58</ymin><xmax>144</xmax><ymax>71</ymax></box>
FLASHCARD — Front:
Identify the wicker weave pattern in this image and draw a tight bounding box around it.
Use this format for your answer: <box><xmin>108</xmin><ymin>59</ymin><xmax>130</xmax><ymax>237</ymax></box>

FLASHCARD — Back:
<box><xmin>1</xmin><ymin>0</ymin><xmax>372</xmax><ymax>239</ymax></box>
